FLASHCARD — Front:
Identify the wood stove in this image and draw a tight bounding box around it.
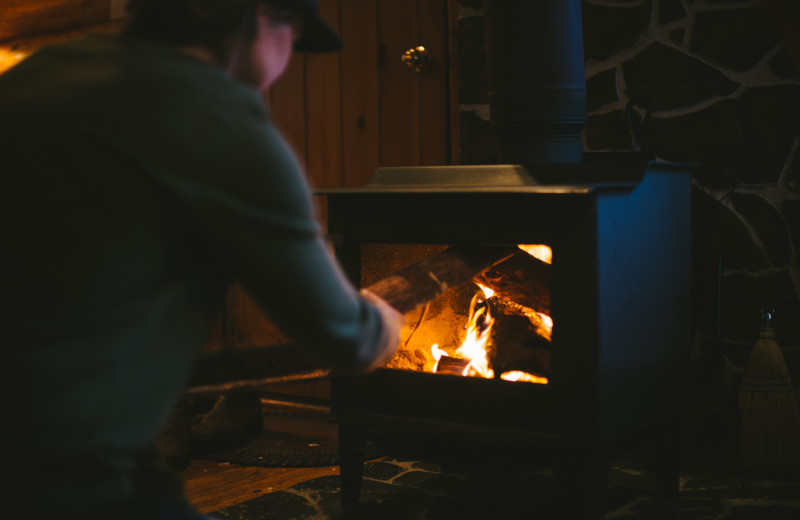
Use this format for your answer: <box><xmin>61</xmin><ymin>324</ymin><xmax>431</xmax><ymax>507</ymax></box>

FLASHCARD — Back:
<box><xmin>322</xmin><ymin>155</ymin><xmax>693</xmax><ymax>518</ymax></box>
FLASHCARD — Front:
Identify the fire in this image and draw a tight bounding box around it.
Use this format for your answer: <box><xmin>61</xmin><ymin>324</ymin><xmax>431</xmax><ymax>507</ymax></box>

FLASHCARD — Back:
<box><xmin>527</xmin><ymin>310</ymin><xmax>553</xmax><ymax>342</ymax></box>
<box><xmin>431</xmin><ymin>344</ymin><xmax>447</xmax><ymax>362</ymax></box>
<box><xmin>475</xmin><ymin>282</ymin><xmax>494</xmax><ymax>299</ymax></box>
<box><xmin>454</xmin><ymin>290</ymin><xmax>495</xmax><ymax>378</ymax></box>
<box><xmin>518</xmin><ymin>243</ymin><xmax>552</xmax><ymax>264</ymax></box>
<box><xmin>431</xmin><ymin>284</ymin><xmax>548</xmax><ymax>384</ymax></box>
<box><xmin>500</xmin><ymin>371</ymin><xmax>549</xmax><ymax>384</ymax></box>
<box><xmin>426</xmin><ymin>244</ymin><xmax>553</xmax><ymax>384</ymax></box>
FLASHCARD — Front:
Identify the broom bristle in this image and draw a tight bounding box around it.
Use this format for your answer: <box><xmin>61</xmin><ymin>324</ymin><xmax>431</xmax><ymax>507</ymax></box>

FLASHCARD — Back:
<box><xmin>738</xmin><ymin>330</ymin><xmax>800</xmax><ymax>474</ymax></box>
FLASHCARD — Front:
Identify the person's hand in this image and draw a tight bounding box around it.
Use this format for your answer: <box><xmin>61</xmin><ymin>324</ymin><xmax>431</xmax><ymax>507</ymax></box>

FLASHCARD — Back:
<box><xmin>359</xmin><ymin>288</ymin><xmax>405</xmax><ymax>368</ymax></box>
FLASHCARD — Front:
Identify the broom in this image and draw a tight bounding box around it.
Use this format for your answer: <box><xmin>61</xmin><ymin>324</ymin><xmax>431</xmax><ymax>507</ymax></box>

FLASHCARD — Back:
<box><xmin>738</xmin><ymin>309</ymin><xmax>800</xmax><ymax>474</ymax></box>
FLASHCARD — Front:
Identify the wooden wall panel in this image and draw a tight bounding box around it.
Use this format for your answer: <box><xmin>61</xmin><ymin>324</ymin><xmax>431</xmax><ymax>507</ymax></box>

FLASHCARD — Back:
<box><xmin>419</xmin><ymin>0</ymin><xmax>450</xmax><ymax>166</ymax></box>
<box><xmin>268</xmin><ymin>55</ymin><xmax>308</xmax><ymax>166</ymax></box>
<box><xmin>304</xmin><ymin>0</ymin><xmax>343</xmax><ymax>188</ymax></box>
<box><xmin>226</xmin><ymin>284</ymin><xmax>291</xmax><ymax>350</ymax></box>
<box><xmin>447</xmin><ymin>0</ymin><xmax>461</xmax><ymax>165</ymax></box>
<box><xmin>201</xmin><ymin>310</ymin><xmax>226</xmax><ymax>353</ymax></box>
<box><xmin>0</xmin><ymin>0</ymin><xmax>110</xmax><ymax>43</ymax></box>
<box><xmin>0</xmin><ymin>22</ymin><xmax>121</xmax><ymax>74</ymax></box>
<box><xmin>341</xmin><ymin>0</ymin><xmax>380</xmax><ymax>188</ymax></box>
<box><xmin>377</xmin><ymin>0</ymin><xmax>421</xmax><ymax>167</ymax></box>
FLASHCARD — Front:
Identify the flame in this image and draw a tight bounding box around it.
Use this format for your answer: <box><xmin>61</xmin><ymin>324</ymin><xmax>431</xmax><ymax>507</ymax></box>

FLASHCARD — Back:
<box><xmin>528</xmin><ymin>310</ymin><xmax>553</xmax><ymax>342</ymax></box>
<box><xmin>431</xmin><ymin>343</ymin><xmax>446</xmax><ymax>372</ymax></box>
<box><xmin>475</xmin><ymin>282</ymin><xmax>494</xmax><ymax>299</ymax></box>
<box><xmin>455</xmin><ymin>291</ymin><xmax>495</xmax><ymax>378</ymax></box>
<box><xmin>501</xmin><ymin>371</ymin><xmax>549</xmax><ymax>384</ymax></box>
<box><xmin>431</xmin><ymin>344</ymin><xmax>446</xmax><ymax>361</ymax></box>
<box><xmin>518</xmin><ymin>244</ymin><xmax>552</xmax><ymax>264</ymax></box>
<box><xmin>429</xmin><ymin>286</ymin><xmax>547</xmax><ymax>384</ymax></box>
<box><xmin>425</xmin><ymin>243</ymin><xmax>554</xmax><ymax>384</ymax></box>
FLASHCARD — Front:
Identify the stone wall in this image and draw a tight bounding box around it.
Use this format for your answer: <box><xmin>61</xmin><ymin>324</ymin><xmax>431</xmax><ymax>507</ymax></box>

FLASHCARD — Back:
<box><xmin>456</xmin><ymin>0</ymin><xmax>800</xmax><ymax>466</ymax></box>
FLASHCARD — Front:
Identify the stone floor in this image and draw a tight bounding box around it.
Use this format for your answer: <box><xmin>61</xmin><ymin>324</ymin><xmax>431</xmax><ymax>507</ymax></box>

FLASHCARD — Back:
<box><xmin>209</xmin><ymin>456</ymin><xmax>800</xmax><ymax>520</ymax></box>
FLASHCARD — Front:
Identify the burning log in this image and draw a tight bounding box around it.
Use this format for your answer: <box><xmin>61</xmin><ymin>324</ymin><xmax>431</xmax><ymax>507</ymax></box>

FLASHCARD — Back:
<box><xmin>488</xmin><ymin>313</ymin><xmax>551</xmax><ymax>379</ymax></box>
<box><xmin>367</xmin><ymin>245</ymin><xmax>518</xmax><ymax>314</ymax></box>
<box><xmin>474</xmin><ymin>251</ymin><xmax>551</xmax><ymax>315</ymax></box>
<box><xmin>435</xmin><ymin>355</ymin><xmax>472</xmax><ymax>376</ymax></box>
<box><xmin>385</xmin><ymin>347</ymin><xmax>431</xmax><ymax>372</ymax></box>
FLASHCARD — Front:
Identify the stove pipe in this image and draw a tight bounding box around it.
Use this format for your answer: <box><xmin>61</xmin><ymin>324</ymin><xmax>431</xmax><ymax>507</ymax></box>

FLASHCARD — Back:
<box><xmin>483</xmin><ymin>0</ymin><xmax>587</xmax><ymax>164</ymax></box>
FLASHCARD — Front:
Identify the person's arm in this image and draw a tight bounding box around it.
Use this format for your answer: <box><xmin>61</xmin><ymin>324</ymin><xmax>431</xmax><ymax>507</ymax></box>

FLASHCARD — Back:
<box><xmin>184</xmin><ymin>112</ymin><xmax>402</xmax><ymax>373</ymax></box>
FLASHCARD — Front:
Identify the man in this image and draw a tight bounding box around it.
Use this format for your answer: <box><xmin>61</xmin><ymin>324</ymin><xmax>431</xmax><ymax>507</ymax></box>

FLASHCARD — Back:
<box><xmin>0</xmin><ymin>1</ymin><xmax>402</xmax><ymax>518</ymax></box>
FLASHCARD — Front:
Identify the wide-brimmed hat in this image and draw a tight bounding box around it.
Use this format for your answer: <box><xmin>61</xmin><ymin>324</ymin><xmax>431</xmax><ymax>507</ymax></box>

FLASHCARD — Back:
<box><xmin>271</xmin><ymin>0</ymin><xmax>342</xmax><ymax>53</ymax></box>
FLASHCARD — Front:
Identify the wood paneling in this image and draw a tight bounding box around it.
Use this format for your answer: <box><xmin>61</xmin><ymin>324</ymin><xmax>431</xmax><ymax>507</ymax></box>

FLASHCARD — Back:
<box><xmin>0</xmin><ymin>0</ymin><xmax>110</xmax><ymax>43</ymax></box>
<box><xmin>377</xmin><ymin>0</ymin><xmax>421</xmax><ymax>167</ymax></box>
<box><xmin>341</xmin><ymin>0</ymin><xmax>380</xmax><ymax>187</ymax></box>
<box><xmin>201</xmin><ymin>309</ymin><xmax>226</xmax><ymax>353</ymax></box>
<box><xmin>0</xmin><ymin>21</ymin><xmax>122</xmax><ymax>74</ymax></box>
<box><xmin>268</xmin><ymin>55</ymin><xmax>308</xmax><ymax>167</ymax></box>
<box><xmin>305</xmin><ymin>0</ymin><xmax>343</xmax><ymax>189</ymax></box>
<box><xmin>226</xmin><ymin>284</ymin><xmax>291</xmax><ymax>350</ymax></box>
<box><xmin>448</xmin><ymin>0</ymin><xmax>461</xmax><ymax>165</ymax></box>
<box><xmin>419</xmin><ymin>0</ymin><xmax>450</xmax><ymax>166</ymax></box>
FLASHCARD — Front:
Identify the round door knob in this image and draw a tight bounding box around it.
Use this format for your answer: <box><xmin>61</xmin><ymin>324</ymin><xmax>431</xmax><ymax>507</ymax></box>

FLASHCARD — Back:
<box><xmin>401</xmin><ymin>45</ymin><xmax>432</xmax><ymax>73</ymax></box>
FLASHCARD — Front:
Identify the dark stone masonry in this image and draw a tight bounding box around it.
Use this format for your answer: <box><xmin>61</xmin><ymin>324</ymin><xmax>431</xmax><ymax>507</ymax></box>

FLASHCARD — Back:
<box><xmin>585</xmin><ymin>67</ymin><xmax>617</xmax><ymax>112</ymax></box>
<box><xmin>582</xmin><ymin>0</ymin><xmax>654</xmax><ymax>62</ymax></box>
<box><xmin>623</xmin><ymin>42</ymin><xmax>740</xmax><ymax>111</ymax></box>
<box><xmin>691</xmin><ymin>7</ymin><xmax>780</xmax><ymax>71</ymax></box>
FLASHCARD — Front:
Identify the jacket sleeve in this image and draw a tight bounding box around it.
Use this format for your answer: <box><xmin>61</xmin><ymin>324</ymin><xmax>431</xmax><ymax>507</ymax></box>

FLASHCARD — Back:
<box><xmin>182</xmin><ymin>110</ymin><xmax>396</xmax><ymax>373</ymax></box>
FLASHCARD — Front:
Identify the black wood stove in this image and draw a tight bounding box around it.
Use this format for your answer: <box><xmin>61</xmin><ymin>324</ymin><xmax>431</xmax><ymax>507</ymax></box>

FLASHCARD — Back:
<box><xmin>321</xmin><ymin>155</ymin><xmax>693</xmax><ymax>518</ymax></box>
<box><xmin>318</xmin><ymin>1</ymin><xmax>692</xmax><ymax>517</ymax></box>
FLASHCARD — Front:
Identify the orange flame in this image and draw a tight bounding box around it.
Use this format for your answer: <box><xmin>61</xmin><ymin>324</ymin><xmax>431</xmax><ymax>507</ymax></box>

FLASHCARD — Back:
<box><xmin>455</xmin><ymin>290</ymin><xmax>495</xmax><ymax>378</ymax></box>
<box><xmin>431</xmin><ymin>284</ymin><xmax>547</xmax><ymax>384</ymax></box>
<box><xmin>518</xmin><ymin>243</ymin><xmax>552</xmax><ymax>264</ymax></box>
<box><xmin>500</xmin><ymin>371</ymin><xmax>549</xmax><ymax>384</ymax></box>
<box><xmin>428</xmin><ymin>243</ymin><xmax>553</xmax><ymax>384</ymax></box>
<box><xmin>528</xmin><ymin>310</ymin><xmax>553</xmax><ymax>342</ymax></box>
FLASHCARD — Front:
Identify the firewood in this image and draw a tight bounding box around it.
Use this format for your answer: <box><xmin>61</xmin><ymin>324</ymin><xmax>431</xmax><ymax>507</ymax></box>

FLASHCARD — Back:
<box><xmin>488</xmin><ymin>313</ymin><xmax>551</xmax><ymax>378</ymax></box>
<box><xmin>187</xmin><ymin>246</ymin><xmax>516</xmax><ymax>395</ymax></box>
<box><xmin>366</xmin><ymin>245</ymin><xmax>518</xmax><ymax>314</ymax></box>
<box><xmin>436</xmin><ymin>355</ymin><xmax>471</xmax><ymax>376</ymax></box>
<box><xmin>474</xmin><ymin>251</ymin><xmax>551</xmax><ymax>315</ymax></box>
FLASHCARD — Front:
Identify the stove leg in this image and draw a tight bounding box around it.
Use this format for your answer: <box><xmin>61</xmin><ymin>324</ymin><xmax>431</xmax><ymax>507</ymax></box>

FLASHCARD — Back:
<box><xmin>555</xmin><ymin>447</ymin><xmax>610</xmax><ymax>520</ymax></box>
<box><xmin>338</xmin><ymin>421</ymin><xmax>368</xmax><ymax>509</ymax></box>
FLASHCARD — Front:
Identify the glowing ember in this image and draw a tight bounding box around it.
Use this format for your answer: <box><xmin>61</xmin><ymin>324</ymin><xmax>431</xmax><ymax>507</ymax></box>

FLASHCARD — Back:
<box><xmin>475</xmin><ymin>282</ymin><xmax>494</xmax><ymax>299</ymax></box>
<box><xmin>518</xmin><ymin>244</ymin><xmax>552</xmax><ymax>264</ymax></box>
<box><xmin>430</xmin><ymin>343</ymin><xmax>447</xmax><ymax>372</ymax></box>
<box><xmin>501</xmin><ymin>371</ymin><xmax>549</xmax><ymax>384</ymax></box>
<box><xmin>527</xmin><ymin>310</ymin><xmax>553</xmax><ymax>342</ymax></box>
